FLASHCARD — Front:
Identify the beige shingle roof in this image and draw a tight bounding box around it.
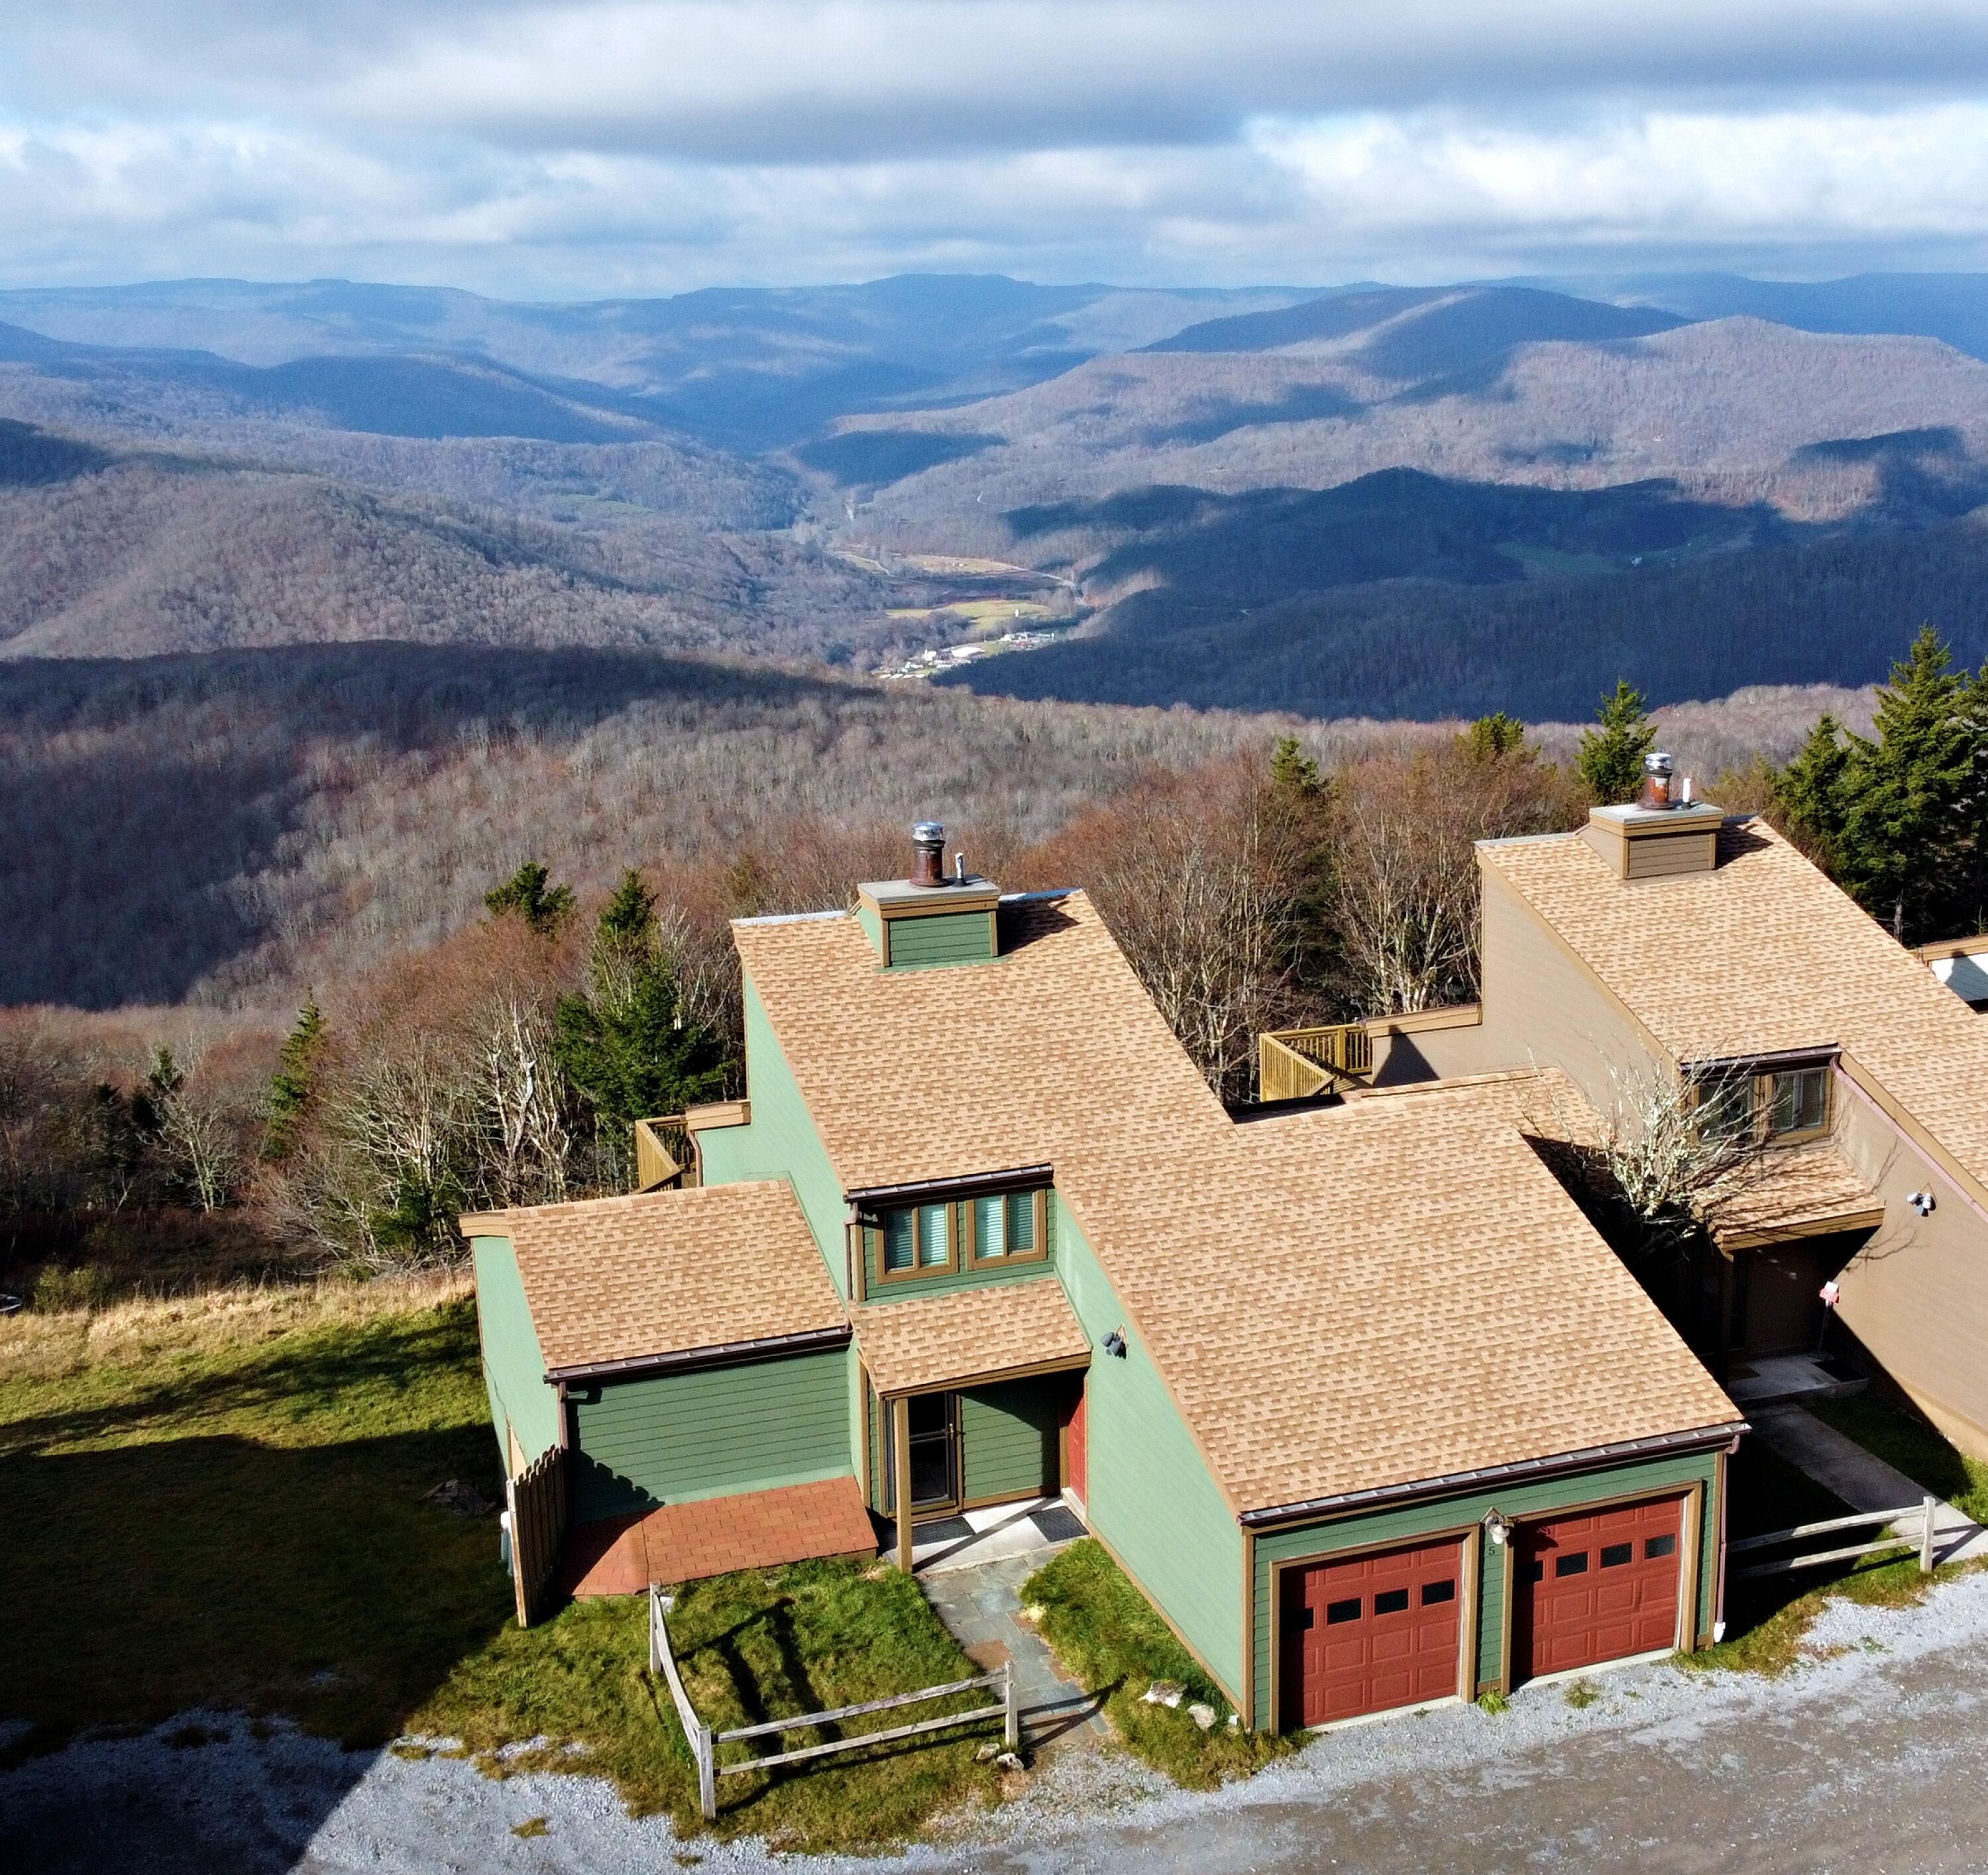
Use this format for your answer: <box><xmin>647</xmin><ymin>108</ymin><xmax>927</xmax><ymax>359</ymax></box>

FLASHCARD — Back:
<box><xmin>463</xmin><ymin>1182</ymin><xmax>844</xmax><ymax>1374</ymax></box>
<box><xmin>854</xmin><ymin>1277</ymin><xmax>1090</xmax><ymax>1396</ymax></box>
<box><xmin>1482</xmin><ymin>820</ymin><xmax>1988</xmax><ymax>1202</ymax></box>
<box><xmin>1704</xmin><ymin>1142</ymin><xmax>1885</xmax><ymax>1250</ymax></box>
<box><xmin>738</xmin><ymin>898</ymin><xmax>1736</xmax><ymax>1515</ymax></box>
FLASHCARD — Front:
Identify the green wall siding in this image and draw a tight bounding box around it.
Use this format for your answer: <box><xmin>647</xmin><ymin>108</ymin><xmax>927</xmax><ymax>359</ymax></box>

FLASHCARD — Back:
<box><xmin>1054</xmin><ymin>1195</ymin><xmax>1247</xmax><ymax>1705</ymax></box>
<box><xmin>961</xmin><ymin>1375</ymin><xmax>1070</xmax><ymax>1502</ymax></box>
<box><xmin>885</xmin><ymin>910</ymin><xmax>994</xmax><ymax>969</ymax></box>
<box><xmin>1248</xmin><ymin>1447</ymin><xmax>1722</xmax><ymax>1729</ymax></box>
<box><xmin>472</xmin><ymin>1236</ymin><xmax>560</xmax><ymax>1472</ymax></box>
<box><xmin>695</xmin><ymin>973</ymin><xmax>850</xmax><ymax>1299</ymax></box>
<box><xmin>569</xmin><ymin>1348</ymin><xmax>852</xmax><ymax>1524</ymax></box>
<box><xmin>861</xmin><ymin>1206</ymin><xmax>1057</xmax><ymax>1299</ymax></box>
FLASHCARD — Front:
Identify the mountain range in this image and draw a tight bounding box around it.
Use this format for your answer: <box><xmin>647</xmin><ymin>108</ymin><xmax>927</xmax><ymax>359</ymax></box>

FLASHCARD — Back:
<box><xmin>5</xmin><ymin>270</ymin><xmax>1988</xmax><ymax>715</ymax></box>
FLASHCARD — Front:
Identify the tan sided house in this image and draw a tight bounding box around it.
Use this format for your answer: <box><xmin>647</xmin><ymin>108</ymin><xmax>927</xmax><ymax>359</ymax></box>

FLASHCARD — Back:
<box><xmin>1265</xmin><ymin>757</ymin><xmax>1988</xmax><ymax>1464</ymax></box>
<box><xmin>470</xmin><ymin>822</ymin><xmax>1742</xmax><ymax>1734</ymax></box>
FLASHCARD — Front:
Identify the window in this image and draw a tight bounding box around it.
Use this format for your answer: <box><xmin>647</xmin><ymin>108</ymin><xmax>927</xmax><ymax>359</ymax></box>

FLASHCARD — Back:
<box><xmin>1373</xmin><ymin>1587</ymin><xmax>1410</xmax><ymax>1615</ymax></box>
<box><xmin>1421</xmin><ymin>1579</ymin><xmax>1456</xmax><ymax>1605</ymax></box>
<box><xmin>1645</xmin><ymin>1532</ymin><xmax>1677</xmax><ymax>1560</ymax></box>
<box><xmin>1326</xmin><ymin>1597</ymin><xmax>1362</xmax><ymax>1625</ymax></box>
<box><xmin>1600</xmin><ymin>1542</ymin><xmax>1633</xmax><ymax>1568</ymax></box>
<box><xmin>916</xmin><ymin>1203</ymin><xmax>949</xmax><ymax>1268</ymax></box>
<box><xmin>1767</xmin><ymin>1067</ymin><xmax>1830</xmax><ymax>1137</ymax></box>
<box><xmin>877</xmin><ymin>1201</ymin><xmax>955</xmax><ymax>1279</ymax></box>
<box><xmin>873</xmin><ymin>1186</ymin><xmax>1050</xmax><ymax>1283</ymax></box>
<box><xmin>1554</xmin><ymin>1552</ymin><xmax>1590</xmax><ymax>1577</ymax></box>
<box><xmin>968</xmin><ymin>1187</ymin><xmax>1048</xmax><ymax>1267</ymax></box>
<box><xmin>1696</xmin><ymin>1073</ymin><xmax>1755</xmax><ymax>1142</ymax></box>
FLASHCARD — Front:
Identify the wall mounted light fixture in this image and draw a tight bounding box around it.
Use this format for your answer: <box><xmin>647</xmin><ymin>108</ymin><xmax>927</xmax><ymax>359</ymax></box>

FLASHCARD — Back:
<box><xmin>1102</xmin><ymin>1328</ymin><xmax>1127</xmax><ymax>1358</ymax></box>
<box><xmin>1482</xmin><ymin>1509</ymin><xmax>1514</xmax><ymax>1547</ymax></box>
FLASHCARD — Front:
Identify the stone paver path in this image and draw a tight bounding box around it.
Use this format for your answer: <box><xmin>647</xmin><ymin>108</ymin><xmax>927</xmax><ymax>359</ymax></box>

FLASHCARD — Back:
<box><xmin>1751</xmin><ymin>1403</ymin><xmax>1988</xmax><ymax>1564</ymax></box>
<box><xmin>918</xmin><ymin>1550</ymin><xmax>1109</xmax><ymax>1749</ymax></box>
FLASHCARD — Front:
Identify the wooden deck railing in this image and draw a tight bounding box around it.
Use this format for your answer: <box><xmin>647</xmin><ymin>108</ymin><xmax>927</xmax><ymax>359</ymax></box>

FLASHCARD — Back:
<box><xmin>633</xmin><ymin>1115</ymin><xmax>699</xmax><ymax>1193</ymax></box>
<box><xmin>1258</xmin><ymin>1023</ymin><xmax>1374</xmax><ymax>1102</ymax></box>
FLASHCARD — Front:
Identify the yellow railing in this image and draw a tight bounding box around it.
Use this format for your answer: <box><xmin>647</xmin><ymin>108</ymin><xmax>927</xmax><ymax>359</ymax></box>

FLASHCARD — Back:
<box><xmin>1257</xmin><ymin>1024</ymin><xmax>1374</xmax><ymax>1102</ymax></box>
<box><xmin>633</xmin><ymin>1115</ymin><xmax>700</xmax><ymax>1193</ymax></box>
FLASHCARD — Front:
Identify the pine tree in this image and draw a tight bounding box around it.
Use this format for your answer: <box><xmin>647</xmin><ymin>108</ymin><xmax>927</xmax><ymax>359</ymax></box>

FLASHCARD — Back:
<box><xmin>554</xmin><ymin>881</ymin><xmax>728</xmax><ymax>1169</ymax></box>
<box><xmin>264</xmin><ymin>994</ymin><xmax>325</xmax><ymax>1163</ymax></box>
<box><xmin>1459</xmin><ymin>712</ymin><xmax>1529</xmax><ymax>763</ymax></box>
<box><xmin>484</xmin><ymin>861</ymin><xmax>577</xmax><ymax>936</ymax></box>
<box><xmin>1773</xmin><ymin>715</ymin><xmax>1851</xmax><ymax>871</ymax></box>
<box><xmin>1836</xmin><ymin>626</ymin><xmax>1985</xmax><ymax>943</ymax></box>
<box><xmin>1575</xmin><ymin>680</ymin><xmax>1655</xmax><ymax>804</ymax></box>
<box><xmin>1268</xmin><ymin>735</ymin><xmax>1323</xmax><ymax>798</ymax></box>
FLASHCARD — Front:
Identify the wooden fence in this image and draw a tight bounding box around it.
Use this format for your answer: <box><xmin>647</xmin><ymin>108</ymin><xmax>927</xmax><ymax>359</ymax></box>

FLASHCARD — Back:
<box><xmin>1258</xmin><ymin>1023</ymin><xmax>1374</xmax><ymax>1102</ymax></box>
<box><xmin>1729</xmin><ymin>1495</ymin><xmax>1939</xmax><ymax>1581</ymax></box>
<box><xmin>506</xmin><ymin>1444</ymin><xmax>568</xmax><ymax>1627</ymax></box>
<box><xmin>649</xmin><ymin>1585</ymin><xmax>1017</xmax><ymax>1822</ymax></box>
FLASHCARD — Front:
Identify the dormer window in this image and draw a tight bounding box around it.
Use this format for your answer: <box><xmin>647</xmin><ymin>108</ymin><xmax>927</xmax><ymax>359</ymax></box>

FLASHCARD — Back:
<box><xmin>867</xmin><ymin>1181</ymin><xmax>1052</xmax><ymax>1285</ymax></box>
<box><xmin>881</xmin><ymin>1203</ymin><xmax>953</xmax><ymax>1275</ymax></box>
<box><xmin>1694</xmin><ymin>1060</ymin><xmax>1834</xmax><ymax>1144</ymax></box>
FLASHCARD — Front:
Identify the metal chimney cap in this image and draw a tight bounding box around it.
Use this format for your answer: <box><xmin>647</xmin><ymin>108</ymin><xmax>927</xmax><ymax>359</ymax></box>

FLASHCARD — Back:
<box><xmin>1643</xmin><ymin>751</ymin><xmax>1675</xmax><ymax>775</ymax></box>
<box><xmin>911</xmin><ymin>821</ymin><xmax>945</xmax><ymax>843</ymax></box>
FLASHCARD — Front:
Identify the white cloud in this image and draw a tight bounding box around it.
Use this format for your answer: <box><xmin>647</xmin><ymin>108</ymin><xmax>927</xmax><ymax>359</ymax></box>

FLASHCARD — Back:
<box><xmin>7</xmin><ymin>3</ymin><xmax>1988</xmax><ymax>290</ymax></box>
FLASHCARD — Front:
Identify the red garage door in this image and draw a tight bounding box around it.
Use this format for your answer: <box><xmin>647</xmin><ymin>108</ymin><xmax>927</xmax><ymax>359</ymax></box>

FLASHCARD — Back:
<box><xmin>1280</xmin><ymin>1536</ymin><xmax>1463</xmax><ymax>1729</ymax></box>
<box><xmin>1516</xmin><ymin>1496</ymin><xmax>1684</xmax><ymax>1683</ymax></box>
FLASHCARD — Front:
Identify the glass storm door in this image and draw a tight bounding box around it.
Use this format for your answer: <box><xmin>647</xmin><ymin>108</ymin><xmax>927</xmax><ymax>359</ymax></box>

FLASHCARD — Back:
<box><xmin>887</xmin><ymin>1393</ymin><xmax>959</xmax><ymax>1513</ymax></box>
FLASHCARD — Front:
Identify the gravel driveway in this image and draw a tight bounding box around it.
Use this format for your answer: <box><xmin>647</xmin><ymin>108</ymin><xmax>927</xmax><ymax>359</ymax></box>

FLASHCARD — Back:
<box><xmin>7</xmin><ymin>1570</ymin><xmax>1988</xmax><ymax>1874</ymax></box>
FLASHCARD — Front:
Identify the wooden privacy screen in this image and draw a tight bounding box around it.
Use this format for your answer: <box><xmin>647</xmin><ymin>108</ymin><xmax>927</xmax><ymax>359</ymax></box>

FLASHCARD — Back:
<box><xmin>508</xmin><ymin>1444</ymin><xmax>569</xmax><ymax>1627</ymax></box>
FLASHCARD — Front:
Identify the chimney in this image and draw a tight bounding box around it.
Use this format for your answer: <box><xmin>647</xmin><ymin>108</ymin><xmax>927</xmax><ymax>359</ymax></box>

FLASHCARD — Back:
<box><xmin>1637</xmin><ymin>751</ymin><xmax>1675</xmax><ymax>811</ymax></box>
<box><xmin>909</xmin><ymin>821</ymin><xmax>946</xmax><ymax>888</ymax></box>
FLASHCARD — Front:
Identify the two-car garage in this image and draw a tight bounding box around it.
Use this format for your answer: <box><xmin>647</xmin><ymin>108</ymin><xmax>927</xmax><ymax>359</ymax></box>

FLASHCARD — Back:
<box><xmin>1276</xmin><ymin>1491</ymin><xmax>1692</xmax><ymax>1730</ymax></box>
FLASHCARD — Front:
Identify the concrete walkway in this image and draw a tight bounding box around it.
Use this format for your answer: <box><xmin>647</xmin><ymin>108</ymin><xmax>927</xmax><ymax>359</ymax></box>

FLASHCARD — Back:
<box><xmin>918</xmin><ymin>1550</ymin><xmax>1109</xmax><ymax>1750</ymax></box>
<box><xmin>1750</xmin><ymin>1403</ymin><xmax>1988</xmax><ymax>1564</ymax></box>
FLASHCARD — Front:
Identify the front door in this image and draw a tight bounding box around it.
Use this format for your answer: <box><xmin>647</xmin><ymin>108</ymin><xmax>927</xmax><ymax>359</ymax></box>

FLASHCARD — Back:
<box><xmin>885</xmin><ymin>1392</ymin><xmax>960</xmax><ymax>1517</ymax></box>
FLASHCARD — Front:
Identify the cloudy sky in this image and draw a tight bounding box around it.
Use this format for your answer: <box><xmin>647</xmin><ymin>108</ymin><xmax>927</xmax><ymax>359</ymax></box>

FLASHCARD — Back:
<box><xmin>7</xmin><ymin>1</ymin><xmax>1988</xmax><ymax>297</ymax></box>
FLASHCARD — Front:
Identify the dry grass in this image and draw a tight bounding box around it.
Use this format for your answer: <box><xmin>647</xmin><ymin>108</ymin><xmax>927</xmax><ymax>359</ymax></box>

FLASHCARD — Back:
<box><xmin>0</xmin><ymin>1271</ymin><xmax>471</xmax><ymax>1382</ymax></box>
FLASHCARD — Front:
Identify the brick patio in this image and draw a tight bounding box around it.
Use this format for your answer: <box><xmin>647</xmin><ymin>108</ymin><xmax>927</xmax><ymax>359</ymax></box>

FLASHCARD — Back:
<box><xmin>557</xmin><ymin>1476</ymin><xmax>878</xmax><ymax>1597</ymax></box>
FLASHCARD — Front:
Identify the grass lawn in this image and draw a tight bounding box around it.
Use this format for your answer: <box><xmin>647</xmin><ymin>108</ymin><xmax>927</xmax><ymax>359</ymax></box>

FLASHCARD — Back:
<box><xmin>1806</xmin><ymin>1393</ymin><xmax>1988</xmax><ymax>1525</ymax></box>
<box><xmin>1684</xmin><ymin>1409</ymin><xmax>1975</xmax><ymax>1679</ymax></box>
<box><xmin>1020</xmin><ymin>1540</ymin><xmax>1294</xmax><ymax>1788</ymax></box>
<box><xmin>0</xmin><ymin>1287</ymin><xmax>1000</xmax><ymax>1852</ymax></box>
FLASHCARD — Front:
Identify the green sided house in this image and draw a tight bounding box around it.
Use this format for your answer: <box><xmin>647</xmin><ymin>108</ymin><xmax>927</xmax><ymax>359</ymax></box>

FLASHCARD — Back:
<box><xmin>469</xmin><ymin>827</ymin><xmax>1742</xmax><ymax>1734</ymax></box>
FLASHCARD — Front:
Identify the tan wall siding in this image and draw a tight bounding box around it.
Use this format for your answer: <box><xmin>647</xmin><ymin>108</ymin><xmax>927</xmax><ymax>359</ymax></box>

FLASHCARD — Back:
<box><xmin>1370</xmin><ymin>1018</ymin><xmax>1516</xmax><ymax>1085</ymax></box>
<box><xmin>1476</xmin><ymin>863</ymin><xmax>1669</xmax><ymax>1115</ymax></box>
<box><xmin>1834</xmin><ymin>1075</ymin><xmax>1988</xmax><ymax>1458</ymax></box>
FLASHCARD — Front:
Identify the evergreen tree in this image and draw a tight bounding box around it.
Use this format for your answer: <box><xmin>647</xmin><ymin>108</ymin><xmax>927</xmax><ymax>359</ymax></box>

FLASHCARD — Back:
<box><xmin>484</xmin><ymin>861</ymin><xmax>577</xmax><ymax>936</ymax></box>
<box><xmin>1268</xmin><ymin>735</ymin><xmax>1323</xmax><ymax>798</ymax></box>
<box><xmin>1575</xmin><ymin>680</ymin><xmax>1655</xmax><ymax>804</ymax></box>
<box><xmin>1836</xmin><ymin>626</ymin><xmax>1986</xmax><ymax>942</ymax></box>
<box><xmin>1459</xmin><ymin>712</ymin><xmax>1529</xmax><ymax>763</ymax></box>
<box><xmin>264</xmin><ymin>994</ymin><xmax>325</xmax><ymax>1163</ymax></box>
<box><xmin>554</xmin><ymin>876</ymin><xmax>728</xmax><ymax>1168</ymax></box>
<box><xmin>1773</xmin><ymin>715</ymin><xmax>1851</xmax><ymax>871</ymax></box>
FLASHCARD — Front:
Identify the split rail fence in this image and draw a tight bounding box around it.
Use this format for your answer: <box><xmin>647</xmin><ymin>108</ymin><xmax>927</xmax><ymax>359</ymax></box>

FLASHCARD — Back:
<box><xmin>1729</xmin><ymin>1495</ymin><xmax>1940</xmax><ymax>1581</ymax></box>
<box><xmin>648</xmin><ymin>1585</ymin><xmax>1018</xmax><ymax>1822</ymax></box>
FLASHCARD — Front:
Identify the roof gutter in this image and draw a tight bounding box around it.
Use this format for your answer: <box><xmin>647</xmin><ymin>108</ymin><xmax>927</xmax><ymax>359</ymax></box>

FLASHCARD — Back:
<box><xmin>545</xmin><ymin>1323</ymin><xmax>851</xmax><ymax>1386</ymax></box>
<box><xmin>846</xmin><ymin>1164</ymin><xmax>1053</xmax><ymax>1207</ymax></box>
<box><xmin>1237</xmin><ymin>1420</ymin><xmax>1750</xmax><ymax>1529</ymax></box>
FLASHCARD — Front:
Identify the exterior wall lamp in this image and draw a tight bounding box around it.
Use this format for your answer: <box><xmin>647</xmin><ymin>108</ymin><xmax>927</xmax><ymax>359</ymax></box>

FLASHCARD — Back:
<box><xmin>1482</xmin><ymin>1508</ymin><xmax>1514</xmax><ymax>1547</ymax></box>
<box><xmin>1102</xmin><ymin>1328</ymin><xmax>1127</xmax><ymax>1358</ymax></box>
